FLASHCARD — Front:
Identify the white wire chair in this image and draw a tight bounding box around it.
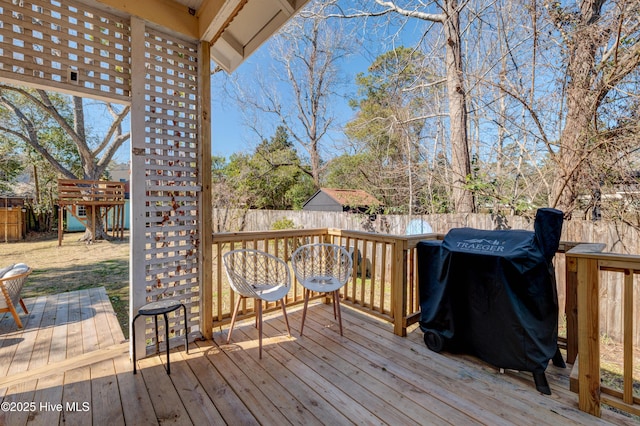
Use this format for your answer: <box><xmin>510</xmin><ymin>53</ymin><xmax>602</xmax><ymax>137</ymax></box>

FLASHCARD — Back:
<box><xmin>0</xmin><ymin>263</ymin><xmax>32</xmax><ymax>329</ymax></box>
<box><xmin>290</xmin><ymin>243</ymin><xmax>352</xmax><ymax>336</ymax></box>
<box><xmin>222</xmin><ymin>249</ymin><xmax>291</xmax><ymax>358</ymax></box>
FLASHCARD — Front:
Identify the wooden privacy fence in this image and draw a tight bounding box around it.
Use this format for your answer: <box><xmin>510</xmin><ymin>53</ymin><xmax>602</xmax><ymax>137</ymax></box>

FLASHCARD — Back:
<box><xmin>211</xmin><ymin>228</ymin><xmax>442</xmax><ymax>337</ymax></box>
<box><xmin>0</xmin><ymin>207</ymin><xmax>26</xmax><ymax>242</ymax></box>
<box><xmin>212</xmin><ymin>209</ymin><xmax>640</xmax><ymax>255</ymax></box>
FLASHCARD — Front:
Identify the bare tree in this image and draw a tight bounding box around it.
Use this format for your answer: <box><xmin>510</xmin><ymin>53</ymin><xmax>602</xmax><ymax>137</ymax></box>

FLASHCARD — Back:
<box><xmin>226</xmin><ymin>3</ymin><xmax>352</xmax><ymax>187</ymax></box>
<box><xmin>545</xmin><ymin>0</ymin><xmax>640</xmax><ymax>215</ymax></box>
<box><xmin>457</xmin><ymin>0</ymin><xmax>640</xmax><ymax>219</ymax></box>
<box><xmin>0</xmin><ymin>85</ymin><xmax>130</xmax><ymax>240</ymax></box>
<box><xmin>461</xmin><ymin>0</ymin><xmax>554</xmax><ymax>214</ymax></box>
<box><xmin>330</xmin><ymin>0</ymin><xmax>475</xmax><ymax>213</ymax></box>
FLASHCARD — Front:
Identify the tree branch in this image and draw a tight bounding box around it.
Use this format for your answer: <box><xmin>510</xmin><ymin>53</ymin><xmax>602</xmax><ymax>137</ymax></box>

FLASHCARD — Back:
<box><xmin>0</xmin><ymin>97</ymin><xmax>75</xmax><ymax>179</ymax></box>
<box><xmin>326</xmin><ymin>1</ymin><xmax>445</xmax><ymax>22</ymax></box>
<box><xmin>34</xmin><ymin>90</ymin><xmax>88</xmax><ymax>155</ymax></box>
<box><xmin>93</xmin><ymin>103</ymin><xmax>131</xmax><ymax>156</ymax></box>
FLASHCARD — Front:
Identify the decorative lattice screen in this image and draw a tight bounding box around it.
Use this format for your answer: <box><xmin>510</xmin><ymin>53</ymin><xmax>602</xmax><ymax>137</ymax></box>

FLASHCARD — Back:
<box><xmin>141</xmin><ymin>28</ymin><xmax>200</xmax><ymax>350</ymax></box>
<box><xmin>0</xmin><ymin>0</ymin><xmax>204</xmax><ymax>353</ymax></box>
<box><xmin>0</xmin><ymin>0</ymin><xmax>130</xmax><ymax>102</ymax></box>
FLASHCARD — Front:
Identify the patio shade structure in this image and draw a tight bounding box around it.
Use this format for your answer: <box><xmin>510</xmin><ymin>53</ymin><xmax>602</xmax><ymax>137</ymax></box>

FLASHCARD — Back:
<box><xmin>0</xmin><ymin>0</ymin><xmax>309</xmax><ymax>360</ymax></box>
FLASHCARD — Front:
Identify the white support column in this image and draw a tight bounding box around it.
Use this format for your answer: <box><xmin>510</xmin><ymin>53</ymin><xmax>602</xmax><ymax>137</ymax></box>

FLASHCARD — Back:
<box><xmin>129</xmin><ymin>16</ymin><xmax>147</xmax><ymax>360</ymax></box>
<box><xmin>198</xmin><ymin>41</ymin><xmax>213</xmax><ymax>340</ymax></box>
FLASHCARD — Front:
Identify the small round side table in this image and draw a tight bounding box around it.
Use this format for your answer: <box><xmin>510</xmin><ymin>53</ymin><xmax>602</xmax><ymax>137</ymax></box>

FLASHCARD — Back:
<box><xmin>132</xmin><ymin>299</ymin><xmax>188</xmax><ymax>375</ymax></box>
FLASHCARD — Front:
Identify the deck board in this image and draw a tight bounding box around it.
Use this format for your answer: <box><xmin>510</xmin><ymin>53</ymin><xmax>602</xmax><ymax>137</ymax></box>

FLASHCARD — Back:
<box><xmin>91</xmin><ymin>358</ymin><xmax>125</xmax><ymax>426</ymax></box>
<box><xmin>156</xmin><ymin>350</ymin><xmax>226</xmax><ymax>426</ymax></box>
<box><xmin>313</xmin><ymin>305</ymin><xmax>591</xmax><ymax>426</ymax></box>
<box><xmin>113</xmin><ymin>351</ymin><xmax>159</xmax><ymax>426</ymax></box>
<box><xmin>302</xmin><ymin>309</ymin><xmax>523</xmax><ymax>425</ymax></box>
<box><xmin>79</xmin><ymin>289</ymin><xmax>100</xmax><ymax>354</ymax></box>
<box><xmin>178</xmin><ymin>342</ymin><xmax>258</xmax><ymax>424</ymax></box>
<box><xmin>49</xmin><ymin>291</ymin><xmax>70</xmax><ymax>364</ymax></box>
<box><xmin>266</xmin><ymin>309</ymin><xmax>524</xmax><ymax>425</ymax></box>
<box><xmin>222</xmin><ymin>328</ymin><xmax>350</xmax><ymax>426</ymax></box>
<box><xmin>139</xmin><ymin>354</ymin><xmax>193</xmax><ymax>425</ymax></box>
<box><xmin>220</xmin><ymin>328</ymin><xmax>326</xmax><ymax>426</ymax></box>
<box><xmin>191</xmin><ymin>339</ymin><xmax>290</xmax><ymax>425</ymax></box>
<box><xmin>311</xmin><ymin>307</ymin><xmax>550</xmax><ymax>425</ymax></box>
<box><xmin>28</xmin><ymin>372</ymin><xmax>64</xmax><ymax>426</ymax></box>
<box><xmin>263</xmin><ymin>315</ymin><xmax>471</xmax><ymax>425</ymax></box>
<box><xmin>235</xmin><ymin>324</ymin><xmax>419</xmax><ymax>425</ymax></box>
<box><xmin>0</xmin><ymin>289</ymin><xmax>637</xmax><ymax>425</ymax></box>
<box><xmin>60</xmin><ymin>366</ymin><xmax>92</xmax><ymax>426</ymax></box>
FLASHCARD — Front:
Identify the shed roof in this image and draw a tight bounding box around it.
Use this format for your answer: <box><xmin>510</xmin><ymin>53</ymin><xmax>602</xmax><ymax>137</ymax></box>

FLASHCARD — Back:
<box><xmin>314</xmin><ymin>188</ymin><xmax>382</xmax><ymax>207</ymax></box>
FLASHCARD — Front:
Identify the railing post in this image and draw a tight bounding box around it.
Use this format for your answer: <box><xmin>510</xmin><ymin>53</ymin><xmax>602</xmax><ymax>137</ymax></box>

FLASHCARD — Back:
<box><xmin>392</xmin><ymin>239</ymin><xmax>408</xmax><ymax>336</ymax></box>
<box><xmin>565</xmin><ymin>255</ymin><xmax>578</xmax><ymax>364</ymax></box>
<box><xmin>623</xmin><ymin>270</ymin><xmax>634</xmax><ymax>405</ymax></box>
<box><xmin>576</xmin><ymin>255</ymin><xmax>601</xmax><ymax>417</ymax></box>
<box><xmin>565</xmin><ymin>243</ymin><xmax>605</xmax><ymax>365</ymax></box>
<box><xmin>198</xmin><ymin>39</ymin><xmax>213</xmax><ymax>340</ymax></box>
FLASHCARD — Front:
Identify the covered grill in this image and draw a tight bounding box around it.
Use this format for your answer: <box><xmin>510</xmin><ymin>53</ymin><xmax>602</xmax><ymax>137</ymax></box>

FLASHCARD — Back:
<box><xmin>417</xmin><ymin>208</ymin><xmax>565</xmax><ymax>394</ymax></box>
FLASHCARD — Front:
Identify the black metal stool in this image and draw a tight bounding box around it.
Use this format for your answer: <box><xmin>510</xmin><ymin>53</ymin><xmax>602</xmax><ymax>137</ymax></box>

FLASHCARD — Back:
<box><xmin>132</xmin><ymin>299</ymin><xmax>188</xmax><ymax>375</ymax></box>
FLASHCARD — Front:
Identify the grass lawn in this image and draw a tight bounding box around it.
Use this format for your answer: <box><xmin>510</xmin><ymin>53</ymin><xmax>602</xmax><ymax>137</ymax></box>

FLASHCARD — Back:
<box><xmin>0</xmin><ymin>231</ymin><xmax>130</xmax><ymax>337</ymax></box>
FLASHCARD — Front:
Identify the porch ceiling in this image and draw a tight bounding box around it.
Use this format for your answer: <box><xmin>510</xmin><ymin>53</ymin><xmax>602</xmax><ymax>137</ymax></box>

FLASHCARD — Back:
<box><xmin>87</xmin><ymin>0</ymin><xmax>310</xmax><ymax>72</ymax></box>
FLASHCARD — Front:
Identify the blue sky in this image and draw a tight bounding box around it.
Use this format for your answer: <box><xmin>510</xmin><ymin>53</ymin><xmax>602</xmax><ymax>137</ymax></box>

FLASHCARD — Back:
<box><xmin>209</xmin><ymin>44</ymin><xmax>368</xmax><ymax>159</ymax></box>
<box><xmin>109</xmin><ymin>40</ymin><xmax>362</xmax><ymax>164</ymax></box>
<box><xmin>209</xmin><ymin>12</ymin><xmax>429</xmax><ymax>160</ymax></box>
<box><xmin>103</xmin><ymin>10</ymin><xmax>429</xmax><ymax>163</ymax></box>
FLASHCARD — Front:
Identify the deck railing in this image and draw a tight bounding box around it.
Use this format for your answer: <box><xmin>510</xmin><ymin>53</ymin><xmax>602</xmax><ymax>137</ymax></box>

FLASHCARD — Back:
<box><xmin>211</xmin><ymin>230</ymin><xmax>638</xmax><ymax>418</ymax></box>
<box><xmin>211</xmin><ymin>228</ymin><xmax>442</xmax><ymax>337</ymax></box>
<box><xmin>566</xmin><ymin>245</ymin><xmax>640</xmax><ymax>418</ymax></box>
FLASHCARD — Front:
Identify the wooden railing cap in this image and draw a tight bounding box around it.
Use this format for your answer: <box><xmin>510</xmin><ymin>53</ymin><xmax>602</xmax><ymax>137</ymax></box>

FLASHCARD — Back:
<box><xmin>566</xmin><ymin>243</ymin><xmax>607</xmax><ymax>254</ymax></box>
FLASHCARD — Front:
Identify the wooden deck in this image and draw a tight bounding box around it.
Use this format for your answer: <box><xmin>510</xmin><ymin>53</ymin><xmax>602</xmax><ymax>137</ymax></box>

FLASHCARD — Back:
<box><xmin>0</xmin><ymin>288</ymin><xmax>636</xmax><ymax>425</ymax></box>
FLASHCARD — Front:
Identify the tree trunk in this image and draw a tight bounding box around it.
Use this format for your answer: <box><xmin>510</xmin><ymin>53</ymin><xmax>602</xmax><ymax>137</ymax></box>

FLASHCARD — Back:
<box><xmin>79</xmin><ymin>206</ymin><xmax>111</xmax><ymax>243</ymax></box>
<box><xmin>444</xmin><ymin>0</ymin><xmax>474</xmax><ymax>213</ymax></box>
<box><xmin>549</xmin><ymin>0</ymin><xmax>602</xmax><ymax>215</ymax></box>
<box><xmin>549</xmin><ymin>112</ymin><xmax>593</xmax><ymax>216</ymax></box>
<box><xmin>310</xmin><ymin>138</ymin><xmax>321</xmax><ymax>187</ymax></box>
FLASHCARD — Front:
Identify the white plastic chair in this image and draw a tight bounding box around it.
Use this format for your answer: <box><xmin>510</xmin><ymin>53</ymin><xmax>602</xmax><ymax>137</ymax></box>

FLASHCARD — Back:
<box><xmin>291</xmin><ymin>243</ymin><xmax>352</xmax><ymax>336</ymax></box>
<box><xmin>222</xmin><ymin>249</ymin><xmax>291</xmax><ymax>358</ymax></box>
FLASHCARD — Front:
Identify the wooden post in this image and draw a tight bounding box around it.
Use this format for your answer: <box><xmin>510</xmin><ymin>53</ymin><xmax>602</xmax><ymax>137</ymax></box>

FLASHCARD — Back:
<box><xmin>91</xmin><ymin>205</ymin><xmax>96</xmax><ymax>242</ymax></box>
<box><xmin>623</xmin><ymin>270</ymin><xmax>633</xmax><ymax>404</ymax></box>
<box><xmin>121</xmin><ymin>201</ymin><xmax>125</xmax><ymax>239</ymax></box>
<box><xmin>323</xmin><ymin>232</ymin><xmax>332</xmax><ymax>305</ymax></box>
<box><xmin>566</xmin><ymin>243</ymin><xmax>606</xmax><ymax>365</ymax></box>
<box><xmin>129</xmin><ymin>16</ymin><xmax>147</xmax><ymax>361</ymax></box>
<box><xmin>4</xmin><ymin>197</ymin><xmax>7</xmax><ymax>243</ymax></box>
<box><xmin>392</xmin><ymin>239</ymin><xmax>408</xmax><ymax>336</ymax></box>
<box><xmin>17</xmin><ymin>206</ymin><xmax>23</xmax><ymax>240</ymax></box>
<box><xmin>565</xmin><ymin>255</ymin><xmax>578</xmax><ymax>364</ymax></box>
<box><xmin>198</xmin><ymin>40</ymin><xmax>213</xmax><ymax>340</ymax></box>
<box><xmin>58</xmin><ymin>204</ymin><xmax>63</xmax><ymax>246</ymax></box>
<box><xmin>577</xmin><ymin>256</ymin><xmax>601</xmax><ymax>417</ymax></box>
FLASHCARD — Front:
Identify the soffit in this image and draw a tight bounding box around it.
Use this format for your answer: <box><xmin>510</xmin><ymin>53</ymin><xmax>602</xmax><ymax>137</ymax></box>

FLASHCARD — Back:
<box><xmin>87</xmin><ymin>0</ymin><xmax>309</xmax><ymax>72</ymax></box>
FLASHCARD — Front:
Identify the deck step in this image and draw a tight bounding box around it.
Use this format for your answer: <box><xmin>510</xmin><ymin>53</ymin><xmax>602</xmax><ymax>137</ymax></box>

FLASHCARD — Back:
<box><xmin>0</xmin><ymin>342</ymin><xmax>128</xmax><ymax>389</ymax></box>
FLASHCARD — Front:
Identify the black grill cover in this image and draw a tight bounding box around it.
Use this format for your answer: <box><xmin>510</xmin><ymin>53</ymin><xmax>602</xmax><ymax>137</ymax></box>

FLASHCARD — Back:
<box><xmin>418</xmin><ymin>208</ymin><xmax>563</xmax><ymax>373</ymax></box>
